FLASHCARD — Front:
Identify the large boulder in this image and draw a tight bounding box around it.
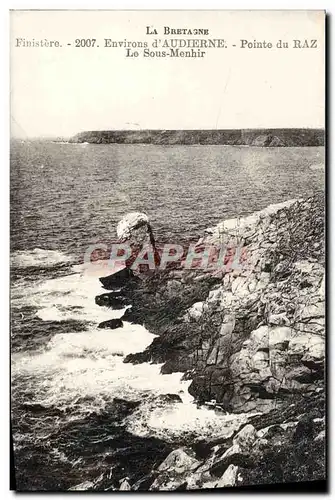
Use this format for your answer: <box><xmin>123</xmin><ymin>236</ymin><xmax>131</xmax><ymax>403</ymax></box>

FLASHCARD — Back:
<box><xmin>99</xmin><ymin>267</ymin><xmax>138</xmax><ymax>290</ymax></box>
<box><xmin>98</xmin><ymin>318</ymin><xmax>123</xmax><ymax>329</ymax></box>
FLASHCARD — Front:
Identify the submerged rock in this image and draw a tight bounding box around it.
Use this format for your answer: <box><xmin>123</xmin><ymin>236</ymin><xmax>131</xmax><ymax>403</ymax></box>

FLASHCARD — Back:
<box><xmin>118</xmin><ymin>194</ymin><xmax>325</xmax><ymax>490</ymax></box>
<box><xmin>119</xmin><ymin>477</ymin><xmax>131</xmax><ymax>491</ymax></box>
<box><xmin>158</xmin><ymin>448</ymin><xmax>200</xmax><ymax>473</ymax></box>
<box><xmin>98</xmin><ymin>318</ymin><xmax>123</xmax><ymax>329</ymax></box>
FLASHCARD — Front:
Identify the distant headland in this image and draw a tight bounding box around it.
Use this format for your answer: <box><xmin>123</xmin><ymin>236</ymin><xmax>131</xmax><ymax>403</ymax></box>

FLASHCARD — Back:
<box><xmin>69</xmin><ymin>128</ymin><xmax>324</xmax><ymax>147</ymax></box>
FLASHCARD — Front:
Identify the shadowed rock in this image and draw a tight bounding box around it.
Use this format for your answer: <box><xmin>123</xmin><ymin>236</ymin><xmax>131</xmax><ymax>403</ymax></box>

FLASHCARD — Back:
<box><xmin>123</xmin><ymin>195</ymin><xmax>325</xmax><ymax>415</ymax></box>
<box><xmin>98</xmin><ymin>318</ymin><xmax>123</xmax><ymax>329</ymax></box>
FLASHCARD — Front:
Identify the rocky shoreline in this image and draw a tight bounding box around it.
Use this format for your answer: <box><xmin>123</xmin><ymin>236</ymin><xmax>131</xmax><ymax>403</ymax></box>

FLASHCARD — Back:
<box><xmin>95</xmin><ymin>193</ymin><xmax>325</xmax><ymax>490</ymax></box>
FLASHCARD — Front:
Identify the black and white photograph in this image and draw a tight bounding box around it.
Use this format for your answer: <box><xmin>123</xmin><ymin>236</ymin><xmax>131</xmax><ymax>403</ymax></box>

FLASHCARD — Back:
<box><xmin>10</xmin><ymin>9</ymin><xmax>326</xmax><ymax>492</ymax></box>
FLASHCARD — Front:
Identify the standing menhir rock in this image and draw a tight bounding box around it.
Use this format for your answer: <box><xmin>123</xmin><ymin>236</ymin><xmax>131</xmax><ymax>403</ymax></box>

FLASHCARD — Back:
<box><xmin>116</xmin><ymin>211</ymin><xmax>161</xmax><ymax>268</ymax></box>
<box><xmin>117</xmin><ymin>212</ymin><xmax>150</xmax><ymax>242</ymax></box>
<box><xmin>99</xmin><ymin>212</ymin><xmax>159</xmax><ymax>289</ymax></box>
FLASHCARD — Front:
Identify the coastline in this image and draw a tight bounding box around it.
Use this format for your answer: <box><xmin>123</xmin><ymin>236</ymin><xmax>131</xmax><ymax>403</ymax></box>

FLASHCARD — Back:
<box><xmin>91</xmin><ymin>192</ymin><xmax>325</xmax><ymax>490</ymax></box>
<box><xmin>69</xmin><ymin>128</ymin><xmax>324</xmax><ymax>147</ymax></box>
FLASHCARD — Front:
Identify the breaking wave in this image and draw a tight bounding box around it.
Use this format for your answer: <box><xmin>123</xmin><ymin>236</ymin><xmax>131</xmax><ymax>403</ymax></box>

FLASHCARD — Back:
<box><xmin>11</xmin><ymin>248</ymin><xmax>73</xmax><ymax>269</ymax></box>
<box><xmin>11</xmin><ymin>247</ymin><xmax>254</xmax><ymax>491</ymax></box>
<box><xmin>11</xmin><ymin>255</ymin><xmax>192</xmax><ymax>426</ymax></box>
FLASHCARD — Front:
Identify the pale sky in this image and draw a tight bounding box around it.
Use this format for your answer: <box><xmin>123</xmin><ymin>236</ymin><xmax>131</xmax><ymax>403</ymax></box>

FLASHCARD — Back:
<box><xmin>10</xmin><ymin>10</ymin><xmax>325</xmax><ymax>138</ymax></box>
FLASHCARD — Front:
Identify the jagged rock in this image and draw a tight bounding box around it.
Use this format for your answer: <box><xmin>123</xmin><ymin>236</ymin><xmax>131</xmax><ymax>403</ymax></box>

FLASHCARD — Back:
<box><xmin>296</xmin><ymin>301</ymin><xmax>324</xmax><ymax>321</ymax></box>
<box><xmin>186</xmin><ymin>471</ymin><xmax>211</xmax><ymax>490</ymax></box>
<box><xmin>231</xmin><ymin>276</ymin><xmax>250</xmax><ymax>296</ymax></box>
<box><xmin>68</xmin><ymin>481</ymin><xmax>95</xmax><ymax>491</ymax></box>
<box><xmin>150</xmin><ymin>448</ymin><xmax>201</xmax><ymax>491</ymax></box>
<box><xmin>257</xmin><ymin>424</ymin><xmax>287</xmax><ymax>448</ymax></box>
<box><xmin>216</xmin><ymin>464</ymin><xmax>238</xmax><ymax>488</ymax></box>
<box><xmin>288</xmin><ymin>333</ymin><xmax>324</xmax><ymax>366</ymax></box>
<box><xmin>186</xmin><ymin>302</ymin><xmax>204</xmax><ymax>322</ymax></box>
<box><xmin>99</xmin><ymin>267</ymin><xmax>137</xmax><ymax>290</ymax></box>
<box><xmin>121</xmin><ymin>306</ymin><xmax>143</xmax><ymax>325</ymax></box>
<box><xmin>119</xmin><ymin>477</ymin><xmax>131</xmax><ymax>490</ymax></box>
<box><xmin>157</xmin><ymin>448</ymin><xmax>200</xmax><ymax>473</ymax></box>
<box><xmin>268</xmin><ymin>313</ymin><xmax>290</xmax><ymax>326</ymax></box>
<box><xmin>219</xmin><ymin>314</ymin><xmax>236</xmax><ymax>336</ymax></box>
<box><xmin>165</xmin><ymin>279</ymin><xmax>183</xmax><ymax>297</ymax></box>
<box><xmin>220</xmin><ymin>443</ymin><xmax>242</xmax><ymax>461</ymax></box>
<box><xmin>269</xmin><ymin>326</ymin><xmax>293</xmax><ymax>348</ymax></box>
<box><xmin>233</xmin><ymin>424</ymin><xmax>257</xmax><ymax>452</ymax></box>
<box><xmin>208</xmin><ymin>443</ymin><xmax>253</xmax><ymax>477</ymax></box>
<box><xmin>95</xmin><ymin>292</ymin><xmax>131</xmax><ymax>309</ymax></box>
<box><xmin>252</xmin><ymin>437</ymin><xmax>269</xmax><ymax>455</ymax></box>
<box><xmin>155</xmin><ymin>394</ymin><xmax>183</xmax><ymax>404</ymax></box>
<box><xmin>319</xmin><ymin>275</ymin><xmax>325</xmax><ymax>296</ymax></box>
<box><xmin>314</xmin><ymin>430</ymin><xmax>325</xmax><ymax>442</ymax></box>
<box><xmin>292</xmin><ymin>415</ymin><xmax>315</xmax><ymax>442</ymax></box>
<box><xmin>124</xmin><ymin>195</ymin><xmax>325</xmax><ymax>416</ymax></box>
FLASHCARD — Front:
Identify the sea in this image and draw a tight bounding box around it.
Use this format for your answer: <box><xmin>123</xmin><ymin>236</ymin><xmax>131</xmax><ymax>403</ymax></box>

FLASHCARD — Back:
<box><xmin>10</xmin><ymin>140</ymin><xmax>324</xmax><ymax>491</ymax></box>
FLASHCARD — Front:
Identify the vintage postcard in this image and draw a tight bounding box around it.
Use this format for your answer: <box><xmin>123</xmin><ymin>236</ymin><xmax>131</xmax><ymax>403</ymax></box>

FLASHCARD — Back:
<box><xmin>10</xmin><ymin>9</ymin><xmax>326</xmax><ymax>492</ymax></box>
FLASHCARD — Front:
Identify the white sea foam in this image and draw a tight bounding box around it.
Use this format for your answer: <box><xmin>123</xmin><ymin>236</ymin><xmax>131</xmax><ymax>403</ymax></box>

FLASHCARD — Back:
<box><xmin>12</xmin><ymin>255</ymin><xmax>246</xmax><ymax>441</ymax></box>
<box><xmin>12</xmin><ymin>264</ymin><xmax>122</xmax><ymax>323</ymax></box>
<box><xmin>11</xmin><ymin>248</ymin><xmax>73</xmax><ymax>268</ymax></box>
<box><xmin>12</xmin><ymin>259</ymin><xmax>192</xmax><ymax>421</ymax></box>
<box><xmin>125</xmin><ymin>401</ymin><xmax>251</xmax><ymax>442</ymax></box>
<box><xmin>12</xmin><ymin>324</ymin><xmax>191</xmax><ymax>416</ymax></box>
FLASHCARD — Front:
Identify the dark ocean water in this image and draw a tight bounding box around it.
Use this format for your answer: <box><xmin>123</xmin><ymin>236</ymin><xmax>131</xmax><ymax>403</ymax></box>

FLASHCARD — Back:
<box><xmin>11</xmin><ymin>140</ymin><xmax>324</xmax><ymax>254</ymax></box>
<box><xmin>10</xmin><ymin>140</ymin><xmax>324</xmax><ymax>491</ymax></box>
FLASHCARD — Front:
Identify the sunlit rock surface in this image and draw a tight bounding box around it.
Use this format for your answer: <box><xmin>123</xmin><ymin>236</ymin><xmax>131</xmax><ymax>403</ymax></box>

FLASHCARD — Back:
<box><xmin>116</xmin><ymin>193</ymin><xmax>325</xmax><ymax>490</ymax></box>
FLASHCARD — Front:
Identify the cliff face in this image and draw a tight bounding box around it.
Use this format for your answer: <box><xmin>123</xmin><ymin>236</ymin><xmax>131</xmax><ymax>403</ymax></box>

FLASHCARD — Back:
<box><xmin>91</xmin><ymin>194</ymin><xmax>325</xmax><ymax>491</ymax></box>
<box><xmin>70</xmin><ymin>129</ymin><xmax>324</xmax><ymax>147</ymax></box>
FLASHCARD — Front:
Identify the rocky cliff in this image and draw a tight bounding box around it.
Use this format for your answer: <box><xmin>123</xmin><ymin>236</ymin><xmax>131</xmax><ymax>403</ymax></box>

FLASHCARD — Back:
<box><xmin>70</xmin><ymin>129</ymin><xmax>324</xmax><ymax>147</ymax></box>
<box><xmin>114</xmin><ymin>193</ymin><xmax>325</xmax><ymax>490</ymax></box>
<box><xmin>124</xmin><ymin>194</ymin><xmax>325</xmax><ymax>409</ymax></box>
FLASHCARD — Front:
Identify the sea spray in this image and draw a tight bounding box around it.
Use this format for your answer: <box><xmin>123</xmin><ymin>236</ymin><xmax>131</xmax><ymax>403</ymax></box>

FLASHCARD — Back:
<box><xmin>12</xmin><ymin>252</ymin><xmax>254</xmax><ymax>447</ymax></box>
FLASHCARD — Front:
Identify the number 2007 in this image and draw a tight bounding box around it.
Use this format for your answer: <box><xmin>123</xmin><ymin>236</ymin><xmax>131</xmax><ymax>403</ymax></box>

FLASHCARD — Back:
<box><xmin>75</xmin><ymin>39</ymin><xmax>97</xmax><ymax>47</ymax></box>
